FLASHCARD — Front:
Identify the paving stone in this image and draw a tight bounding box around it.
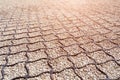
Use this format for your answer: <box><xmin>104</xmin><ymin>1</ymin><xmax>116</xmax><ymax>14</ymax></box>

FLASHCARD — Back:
<box><xmin>53</xmin><ymin>69</ymin><xmax>80</xmax><ymax>80</ymax></box>
<box><xmin>106</xmin><ymin>47</ymin><xmax>120</xmax><ymax>60</ymax></box>
<box><xmin>0</xmin><ymin>55</ymin><xmax>6</xmax><ymax>65</ymax></box>
<box><xmin>46</xmin><ymin>47</ymin><xmax>67</xmax><ymax>58</ymax></box>
<box><xmin>10</xmin><ymin>44</ymin><xmax>28</xmax><ymax>53</ymax></box>
<box><xmin>56</xmin><ymin>32</ymin><xmax>71</xmax><ymax>39</ymax></box>
<box><xmin>28</xmin><ymin>27</ymin><xmax>40</xmax><ymax>32</ymax></box>
<box><xmin>43</xmin><ymin>34</ymin><xmax>58</xmax><ymax>41</ymax></box>
<box><xmin>84</xmin><ymin>29</ymin><xmax>99</xmax><ymax>36</ymax></box>
<box><xmin>28</xmin><ymin>31</ymin><xmax>42</xmax><ymax>37</ymax></box>
<box><xmin>98</xmin><ymin>61</ymin><xmax>120</xmax><ymax>79</ymax></box>
<box><xmin>69</xmin><ymin>53</ymin><xmax>93</xmax><ymax>67</ymax></box>
<box><xmin>81</xmin><ymin>43</ymin><xmax>101</xmax><ymax>52</ymax></box>
<box><xmin>28</xmin><ymin>73</ymin><xmax>51</xmax><ymax>80</ymax></box>
<box><xmin>96</xmin><ymin>28</ymin><xmax>110</xmax><ymax>34</ymax></box>
<box><xmin>70</xmin><ymin>31</ymin><xmax>85</xmax><ymax>37</ymax></box>
<box><xmin>76</xmin><ymin>36</ymin><xmax>93</xmax><ymax>44</ymax></box>
<box><xmin>111</xmin><ymin>38</ymin><xmax>120</xmax><ymax>46</ymax></box>
<box><xmin>89</xmin><ymin>34</ymin><xmax>106</xmax><ymax>42</ymax></box>
<box><xmin>28</xmin><ymin>36</ymin><xmax>44</xmax><ymax>43</ymax></box>
<box><xmin>67</xmin><ymin>27</ymin><xmax>79</xmax><ymax>32</ymax></box>
<box><xmin>0</xmin><ymin>0</ymin><xmax>120</xmax><ymax>79</ymax></box>
<box><xmin>3</xmin><ymin>30</ymin><xmax>15</xmax><ymax>35</ymax></box>
<box><xmin>0</xmin><ymin>40</ymin><xmax>12</xmax><ymax>47</ymax></box>
<box><xmin>28</xmin><ymin>42</ymin><xmax>45</xmax><ymax>51</ymax></box>
<box><xmin>97</xmin><ymin>40</ymin><xmax>117</xmax><ymax>50</ymax></box>
<box><xmin>0</xmin><ymin>47</ymin><xmax>9</xmax><ymax>54</ymax></box>
<box><xmin>41</xmin><ymin>26</ymin><xmax>52</xmax><ymax>31</ymax></box>
<box><xmin>64</xmin><ymin>44</ymin><xmax>84</xmax><ymax>55</ymax></box>
<box><xmin>88</xmin><ymin>51</ymin><xmax>112</xmax><ymax>63</ymax></box>
<box><xmin>0</xmin><ymin>35</ymin><xmax>14</xmax><ymax>41</ymax></box>
<box><xmin>42</xmin><ymin>29</ymin><xmax>54</xmax><ymax>35</ymax></box>
<box><xmin>4</xmin><ymin>63</ymin><xmax>27</xmax><ymax>80</ymax></box>
<box><xmin>75</xmin><ymin>65</ymin><xmax>106</xmax><ymax>80</ymax></box>
<box><xmin>44</xmin><ymin>40</ymin><xmax>62</xmax><ymax>48</ymax></box>
<box><xmin>15</xmin><ymin>33</ymin><xmax>28</xmax><ymax>39</ymax></box>
<box><xmin>104</xmin><ymin>32</ymin><xmax>119</xmax><ymax>40</ymax></box>
<box><xmin>52</xmin><ymin>24</ymin><xmax>63</xmax><ymax>29</ymax></box>
<box><xmin>49</xmin><ymin>57</ymin><xmax>73</xmax><ymax>71</ymax></box>
<box><xmin>12</xmin><ymin>38</ymin><xmax>28</xmax><ymax>45</ymax></box>
<box><xmin>108</xmin><ymin>26</ymin><xmax>120</xmax><ymax>33</ymax></box>
<box><xmin>28</xmin><ymin>49</ymin><xmax>47</xmax><ymax>61</ymax></box>
<box><xmin>60</xmin><ymin>38</ymin><xmax>77</xmax><ymax>46</ymax></box>
<box><xmin>54</xmin><ymin>28</ymin><xmax>67</xmax><ymax>34</ymax></box>
<box><xmin>16</xmin><ymin>28</ymin><xmax>28</xmax><ymax>34</ymax></box>
<box><xmin>5</xmin><ymin>26</ymin><xmax>16</xmax><ymax>31</ymax></box>
<box><xmin>7</xmin><ymin>52</ymin><xmax>27</xmax><ymax>65</ymax></box>
<box><xmin>27</xmin><ymin>60</ymin><xmax>50</xmax><ymax>76</ymax></box>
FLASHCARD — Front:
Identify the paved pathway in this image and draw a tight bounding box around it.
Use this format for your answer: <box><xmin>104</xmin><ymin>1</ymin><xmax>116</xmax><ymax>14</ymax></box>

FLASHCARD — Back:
<box><xmin>0</xmin><ymin>0</ymin><xmax>120</xmax><ymax>80</ymax></box>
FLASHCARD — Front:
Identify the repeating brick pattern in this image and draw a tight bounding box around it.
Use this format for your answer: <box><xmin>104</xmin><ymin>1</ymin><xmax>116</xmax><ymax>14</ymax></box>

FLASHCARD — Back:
<box><xmin>0</xmin><ymin>0</ymin><xmax>120</xmax><ymax>80</ymax></box>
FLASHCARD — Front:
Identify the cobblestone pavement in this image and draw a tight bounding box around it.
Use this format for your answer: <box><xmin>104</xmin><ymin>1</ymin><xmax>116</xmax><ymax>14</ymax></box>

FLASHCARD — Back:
<box><xmin>0</xmin><ymin>0</ymin><xmax>120</xmax><ymax>80</ymax></box>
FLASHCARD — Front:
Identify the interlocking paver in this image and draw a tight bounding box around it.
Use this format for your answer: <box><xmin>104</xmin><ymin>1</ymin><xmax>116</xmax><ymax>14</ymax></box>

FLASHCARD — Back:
<box><xmin>12</xmin><ymin>38</ymin><xmax>28</xmax><ymax>45</ymax></box>
<box><xmin>111</xmin><ymin>38</ymin><xmax>120</xmax><ymax>46</ymax></box>
<box><xmin>76</xmin><ymin>36</ymin><xmax>92</xmax><ymax>44</ymax></box>
<box><xmin>81</xmin><ymin>43</ymin><xmax>101</xmax><ymax>52</ymax></box>
<box><xmin>0</xmin><ymin>47</ymin><xmax>9</xmax><ymax>54</ymax></box>
<box><xmin>89</xmin><ymin>34</ymin><xmax>106</xmax><ymax>42</ymax></box>
<box><xmin>4</xmin><ymin>63</ymin><xmax>27</xmax><ymax>80</ymax></box>
<box><xmin>98</xmin><ymin>61</ymin><xmax>120</xmax><ymax>79</ymax></box>
<box><xmin>0</xmin><ymin>55</ymin><xmax>6</xmax><ymax>65</ymax></box>
<box><xmin>44</xmin><ymin>40</ymin><xmax>62</xmax><ymax>48</ymax></box>
<box><xmin>43</xmin><ymin>34</ymin><xmax>58</xmax><ymax>41</ymax></box>
<box><xmin>69</xmin><ymin>53</ymin><xmax>93</xmax><ymax>67</ymax></box>
<box><xmin>10</xmin><ymin>44</ymin><xmax>28</xmax><ymax>53</ymax></box>
<box><xmin>7</xmin><ymin>52</ymin><xmax>27</xmax><ymax>65</ymax></box>
<box><xmin>46</xmin><ymin>47</ymin><xmax>67</xmax><ymax>58</ymax></box>
<box><xmin>49</xmin><ymin>57</ymin><xmax>73</xmax><ymax>71</ymax></box>
<box><xmin>106</xmin><ymin>47</ymin><xmax>120</xmax><ymax>60</ymax></box>
<box><xmin>28</xmin><ymin>73</ymin><xmax>51</xmax><ymax>80</ymax></box>
<box><xmin>28</xmin><ymin>49</ymin><xmax>47</xmax><ymax>61</ymax></box>
<box><xmin>97</xmin><ymin>40</ymin><xmax>117</xmax><ymax>50</ymax></box>
<box><xmin>75</xmin><ymin>65</ymin><xmax>106</xmax><ymax>80</ymax></box>
<box><xmin>60</xmin><ymin>38</ymin><xmax>77</xmax><ymax>46</ymax></box>
<box><xmin>15</xmin><ymin>33</ymin><xmax>28</xmax><ymax>39</ymax></box>
<box><xmin>57</xmin><ymin>32</ymin><xmax>71</xmax><ymax>39</ymax></box>
<box><xmin>27</xmin><ymin>60</ymin><xmax>50</xmax><ymax>76</ymax></box>
<box><xmin>0</xmin><ymin>40</ymin><xmax>12</xmax><ymax>47</ymax></box>
<box><xmin>64</xmin><ymin>44</ymin><xmax>84</xmax><ymax>55</ymax></box>
<box><xmin>53</xmin><ymin>69</ymin><xmax>80</xmax><ymax>80</ymax></box>
<box><xmin>28</xmin><ymin>42</ymin><xmax>45</xmax><ymax>51</ymax></box>
<box><xmin>0</xmin><ymin>0</ymin><xmax>120</xmax><ymax>80</ymax></box>
<box><xmin>87</xmin><ymin>51</ymin><xmax>112</xmax><ymax>63</ymax></box>
<box><xmin>28</xmin><ymin>36</ymin><xmax>44</xmax><ymax>43</ymax></box>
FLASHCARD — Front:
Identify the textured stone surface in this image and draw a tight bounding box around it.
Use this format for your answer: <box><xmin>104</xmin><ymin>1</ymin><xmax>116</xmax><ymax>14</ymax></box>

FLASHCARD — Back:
<box><xmin>0</xmin><ymin>0</ymin><xmax>120</xmax><ymax>80</ymax></box>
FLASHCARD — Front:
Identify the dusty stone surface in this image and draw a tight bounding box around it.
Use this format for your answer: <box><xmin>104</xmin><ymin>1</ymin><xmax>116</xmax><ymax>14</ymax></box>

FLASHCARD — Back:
<box><xmin>0</xmin><ymin>0</ymin><xmax>120</xmax><ymax>80</ymax></box>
